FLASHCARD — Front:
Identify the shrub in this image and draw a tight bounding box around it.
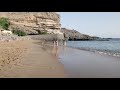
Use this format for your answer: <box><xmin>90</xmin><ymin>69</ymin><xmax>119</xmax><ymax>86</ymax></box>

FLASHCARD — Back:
<box><xmin>12</xmin><ymin>29</ymin><xmax>27</xmax><ymax>36</ymax></box>
<box><xmin>0</xmin><ymin>17</ymin><xmax>10</xmax><ymax>30</ymax></box>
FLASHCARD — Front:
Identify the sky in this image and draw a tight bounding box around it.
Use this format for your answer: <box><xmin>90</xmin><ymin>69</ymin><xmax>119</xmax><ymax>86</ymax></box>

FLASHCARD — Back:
<box><xmin>58</xmin><ymin>12</ymin><xmax>120</xmax><ymax>38</ymax></box>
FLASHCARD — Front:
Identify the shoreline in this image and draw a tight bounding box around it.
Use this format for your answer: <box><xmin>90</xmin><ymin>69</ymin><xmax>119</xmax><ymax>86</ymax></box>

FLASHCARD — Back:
<box><xmin>66</xmin><ymin>46</ymin><xmax>120</xmax><ymax>58</ymax></box>
<box><xmin>59</xmin><ymin>46</ymin><xmax>120</xmax><ymax>78</ymax></box>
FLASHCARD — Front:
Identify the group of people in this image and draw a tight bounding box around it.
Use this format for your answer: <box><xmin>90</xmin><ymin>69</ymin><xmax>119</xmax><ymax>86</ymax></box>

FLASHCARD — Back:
<box><xmin>52</xmin><ymin>33</ymin><xmax>67</xmax><ymax>56</ymax></box>
<box><xmin>53</xmin><ymin>32</ymin><xmax>67</xmax><ymax>47</ymax></box>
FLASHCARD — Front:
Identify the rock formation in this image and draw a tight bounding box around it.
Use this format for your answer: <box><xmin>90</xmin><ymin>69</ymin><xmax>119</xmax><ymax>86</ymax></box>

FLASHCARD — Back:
<box><xmin>61</xmin><ymin>28</ymin><xmax>100</xmax><ymax>41</ymax></box>
<box><xmin>0</xmin><ymin>12</ymin><xmax>61</xmax><ymax>35</ymax></box>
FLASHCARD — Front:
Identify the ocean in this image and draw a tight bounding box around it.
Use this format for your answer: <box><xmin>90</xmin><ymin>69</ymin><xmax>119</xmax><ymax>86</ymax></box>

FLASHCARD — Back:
<box><xmin>66</xmin><ymin>38</ymin><xmax>120</xmax><ymax>57</ymax></box>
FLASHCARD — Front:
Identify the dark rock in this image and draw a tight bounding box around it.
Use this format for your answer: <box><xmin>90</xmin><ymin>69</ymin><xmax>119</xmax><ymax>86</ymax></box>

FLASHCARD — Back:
<box><xmin>61</xmin><ymin>28</ymin><xmax>100</xmax><ymax>41</ymax></box>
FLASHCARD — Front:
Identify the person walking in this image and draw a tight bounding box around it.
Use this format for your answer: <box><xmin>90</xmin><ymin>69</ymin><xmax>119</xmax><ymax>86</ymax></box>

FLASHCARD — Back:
<box><xmin>52</xmin><ymin>34</ymin><xmax>59</xmax><ymax>56</ymax></box>
<box><xmin>63</xmin><ymin>32</ymin><xmax>67</xmax><ymax>46</ymax></box>
<box><xmin>53</xmin><ymin>34</ymin><xmax>58</xmax><ymax>46</ymax></box>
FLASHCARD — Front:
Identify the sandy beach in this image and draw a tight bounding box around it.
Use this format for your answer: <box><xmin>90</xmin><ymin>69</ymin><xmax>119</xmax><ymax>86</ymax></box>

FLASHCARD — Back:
<box><xmin>0</xmin><ymin>40</ymin><xmax>67</xmax><ymax>78</ymax></box>
<box><xmin>1</xmin><ymin>39</ymin><xmax>120</xmax><ymax>78</ymax></box>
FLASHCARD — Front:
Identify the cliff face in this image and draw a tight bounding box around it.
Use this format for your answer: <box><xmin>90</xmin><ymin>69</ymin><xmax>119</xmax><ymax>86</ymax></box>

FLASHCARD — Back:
<box><xmin>0</xmin><ymin>12</ymin><xmax>61</xmax><ymax>35</ymax></box>
<box><xmin>61</xmin><ymin>28</ymin><xmax>99</xmax><ymax>40</ymax></box>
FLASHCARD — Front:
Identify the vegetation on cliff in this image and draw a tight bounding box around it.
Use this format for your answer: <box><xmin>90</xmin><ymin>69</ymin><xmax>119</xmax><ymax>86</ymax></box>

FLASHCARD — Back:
<box><xmin>0</xmin><ymin>17</ymin><xmax>10</xmax><ymax>30</ymax></box>
<box><xmin>12</xmin><ymin>29</ymin><xmax>27</xmax><ymax>36</ymax></box>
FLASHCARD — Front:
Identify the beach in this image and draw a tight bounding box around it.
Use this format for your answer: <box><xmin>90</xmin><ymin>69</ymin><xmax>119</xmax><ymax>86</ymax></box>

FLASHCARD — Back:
<box><xmin>59</xmin><ymin>47</ymin><xmax>120</xmax><ymax>78</ymax></box>
<box><xmin>1</xmin><ymin>39</ymin><xmax>120</xmax><ymax>78</ymax></box>
<box><xmin>0</xmin><ymin>40</ymin><xmax>67</xmax><ymax>78</ymax></box>
<box><xmin>1</xmin><ymin>12</ymin><xmax>120</xmax><ymax>78</ymax></box>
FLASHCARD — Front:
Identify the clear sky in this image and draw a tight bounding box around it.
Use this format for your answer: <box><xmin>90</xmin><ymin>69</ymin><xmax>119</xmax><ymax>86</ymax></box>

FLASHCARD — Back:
<box><xmin>58</xmin><ymin>12</ymin><xmax>120</xmax><ymax>38</ymax></box>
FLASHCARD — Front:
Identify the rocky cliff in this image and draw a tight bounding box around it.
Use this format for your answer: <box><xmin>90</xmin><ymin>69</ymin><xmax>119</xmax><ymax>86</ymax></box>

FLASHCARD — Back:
<box><xmin>0</xmin><ymin>12</ymin><xmax>61</xmax><ymax>35</ymax></box>
<box><xmin>0</xmin><ymin>12</ymin><xmax>100</xmax><ymax>41</ymax></box>
<box><xmin>61</xmin><ymin>28</ymin><xmax>100</xmax><ymax>41</ymax></box>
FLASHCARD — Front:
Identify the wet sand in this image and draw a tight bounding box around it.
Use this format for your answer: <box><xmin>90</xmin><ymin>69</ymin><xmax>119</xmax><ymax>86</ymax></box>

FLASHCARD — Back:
<box><xmin>0</xmin><ymin>40</ymin><xmax>67</xmax><ymax>78</ymax></box>
<box><xmin>59</xmin><ymin>47</ymin><xmax>120</xmax><ymax>78</ymax></box>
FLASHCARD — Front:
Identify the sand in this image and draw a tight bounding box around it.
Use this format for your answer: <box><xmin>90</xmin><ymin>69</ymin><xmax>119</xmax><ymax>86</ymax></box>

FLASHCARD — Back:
<box><xmin>0</xmin><ymin>40</ymin><xmax>67</xmax><ymax>78</ymax></box>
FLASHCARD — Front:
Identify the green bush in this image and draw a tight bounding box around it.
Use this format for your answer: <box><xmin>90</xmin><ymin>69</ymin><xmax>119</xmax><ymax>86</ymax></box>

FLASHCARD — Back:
<box><xmin>0</xmin><ymin>17</ymin><xmax>10</xmax><ymax>30</ymax></box>
<box><xmin>12</xmin><ymin>29</ymin><xmax>27</xmax><ymax>36</ymax></box>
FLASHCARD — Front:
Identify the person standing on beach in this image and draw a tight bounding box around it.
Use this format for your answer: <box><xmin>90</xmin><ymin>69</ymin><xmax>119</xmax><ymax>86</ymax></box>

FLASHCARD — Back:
<box><xmin>53</xmin><ymin>34</ymin><xmax>59</xmax><ymax>47</ymax></box>
<box><xmin>63</xmin><ymin>32</ymin><xmax>67</xmax><ymax>46</ymax></box>
<box><xmin>52</xmin><ymin>34</ymin><xmax>59</xmax><ymax>56</ymax></box>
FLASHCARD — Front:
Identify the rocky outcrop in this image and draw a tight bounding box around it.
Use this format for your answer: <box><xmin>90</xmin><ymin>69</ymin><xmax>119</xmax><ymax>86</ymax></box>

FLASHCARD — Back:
<box><xmin>0</xmin><ymin>12</ymin><xmax>61</xmax><ymax>35</ymax></box>
<box><xmin>61</xmin><ymin>28</ymin><xmax>100</xmax><ymax>41</ymax></box>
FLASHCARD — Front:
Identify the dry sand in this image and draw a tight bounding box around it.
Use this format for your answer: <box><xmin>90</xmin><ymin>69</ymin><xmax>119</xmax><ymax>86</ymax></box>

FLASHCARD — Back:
<box><xmin>0</xmin><ymin>40</ymin><xmax>67</xmax><ymax>78</ymax></box>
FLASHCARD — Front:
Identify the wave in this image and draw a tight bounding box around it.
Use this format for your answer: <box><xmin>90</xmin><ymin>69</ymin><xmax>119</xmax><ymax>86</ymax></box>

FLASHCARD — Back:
<box><xmin>67</xmin><ymin>46</ymin><xmax>120</xmax><ymax>58</ymax></box>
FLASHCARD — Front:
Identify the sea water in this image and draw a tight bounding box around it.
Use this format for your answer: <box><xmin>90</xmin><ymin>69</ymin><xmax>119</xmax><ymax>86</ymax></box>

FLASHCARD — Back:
<box><xmin>67</xmin><ymin>39</ymin><xmax>120</xmax><ymax>57</ymax></box>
